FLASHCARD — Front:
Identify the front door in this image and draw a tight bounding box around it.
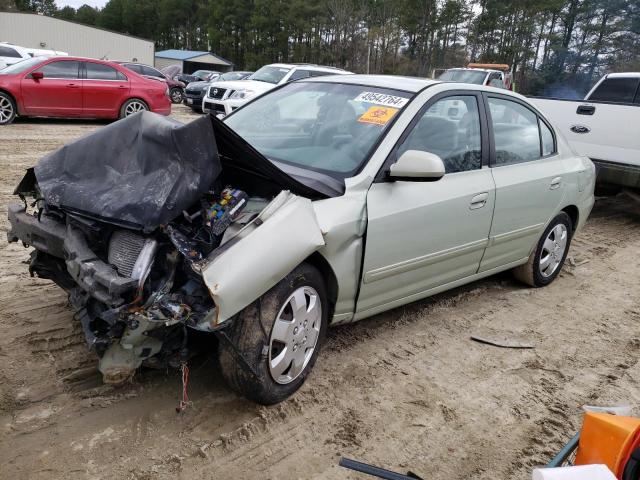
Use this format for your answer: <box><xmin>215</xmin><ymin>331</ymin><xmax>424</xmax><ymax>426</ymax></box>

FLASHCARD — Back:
<box><xmin>356</xmin><ymin>93</ymin><xmax>496</xmax><ymax>317</ymax></box>
<box><xmin>82</xmin><ymin>61</ymin><xmax>129</xmax><ymax>117</ymax></box>
<box><xmin>479</xmin><ymin>94</ymin><xmax>566</xmax><ymax>272</ymax></box>
<box><xmin>21</xmin><ymin>59</ymin><xmax>83</xmax><ymax>116</ymax></box>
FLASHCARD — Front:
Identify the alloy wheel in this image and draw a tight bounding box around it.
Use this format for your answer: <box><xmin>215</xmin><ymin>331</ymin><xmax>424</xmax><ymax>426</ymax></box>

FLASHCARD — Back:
<box><xmin>0</xmin><ymin>96</ymin><xmax>14</xmax><ymax>124</ymax></box>
<box><xmin>124</xmin><ymin>100</ymin><xmax>147</xmax><ymax>117</ymax></box>
<box><xmin>170</xmin><ymin>89</ymin><xmax>182</xmax><ymax>103</ymax></box>
<box><xmin>539</xmin><ymin>224</ymin><xmax>568</xmax><ymax>278</ymax></box>
<box><xmin>269</xmin><ymin>286</ymin><xmax>322</xmax><ymax>385</ymax></box>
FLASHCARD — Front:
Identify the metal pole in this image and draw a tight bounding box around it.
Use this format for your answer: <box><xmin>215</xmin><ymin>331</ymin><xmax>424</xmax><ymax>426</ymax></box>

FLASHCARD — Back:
<box><xmin>339</xmin><ymin>457</ymin><xmax>422</xmax><ymax>480</ymax></box>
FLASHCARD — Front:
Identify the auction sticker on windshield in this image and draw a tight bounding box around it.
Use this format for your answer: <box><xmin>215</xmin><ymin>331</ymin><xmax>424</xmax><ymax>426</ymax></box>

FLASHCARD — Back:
<box><xmin>354</xmin><ymin>91</ymin><xmax>408</xmax><ymax>108</ymax></box>
<box><xmin>358</xmin><ymin>106</ymin><xmax>399</xmax><ymax>126</ymax></box>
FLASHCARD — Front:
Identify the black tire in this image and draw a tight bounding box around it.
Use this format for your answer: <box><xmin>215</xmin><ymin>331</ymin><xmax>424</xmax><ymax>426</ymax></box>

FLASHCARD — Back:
<box><xmin>219</xmin><ymin>264</ymin><xmax>328</xmax><ymax>405</ymax></box>
<box><xmin>119</xmin><ymin>98</ymin><xmax>149</xmax><ymax>119</ymax></box>
<box><xmin>0</xmin><ymin>91</ymin><xmax>17</xmax><ymax>125</ymax></box>
<box><xmin>513</xmin><ymin>212</ymin><xmax>573</xmax><ymax>287</ymax></box>
<box><xmin>169</xmin><ymin>87</ymin><xmax>183</xmax><ymax>104</ymax></box>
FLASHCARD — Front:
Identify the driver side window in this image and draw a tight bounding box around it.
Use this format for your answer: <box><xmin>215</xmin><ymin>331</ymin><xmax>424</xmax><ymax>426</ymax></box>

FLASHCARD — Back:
<box><xmin>397</xmin><ymin>95</ymin><xmax>482</xmax><ymax>174</ymax></box>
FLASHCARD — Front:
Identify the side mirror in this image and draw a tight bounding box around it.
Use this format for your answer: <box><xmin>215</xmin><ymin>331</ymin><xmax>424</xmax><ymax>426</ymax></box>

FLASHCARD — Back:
<box><xmin>31</xmin><ymin>71</ymin><xmax>44</xmax><ymax>80</ymax></box>
<box><xmin>389</xmin><ymin>150</ymin><xmax>445</xmax><ymax>181</ymax></box>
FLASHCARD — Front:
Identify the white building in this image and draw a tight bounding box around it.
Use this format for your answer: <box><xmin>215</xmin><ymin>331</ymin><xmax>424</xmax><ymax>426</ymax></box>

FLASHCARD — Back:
<box><xmin>0</xmin><ymin>11</ymin><xmax>155</xmax><ymax>65</ymax></box>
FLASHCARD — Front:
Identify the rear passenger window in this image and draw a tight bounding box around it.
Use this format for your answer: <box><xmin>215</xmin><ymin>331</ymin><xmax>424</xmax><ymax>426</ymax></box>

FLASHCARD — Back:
<box><xmin>540</xmin><ymin>121</ymin><xmax>555</xmax><ymax>156</ymax></box>
<box><xmin>589</xmin><ymin>78</ymin><xmax>639</xmax><ymax>104</ymax></box>
<box><xmin>289</xmin><ymin>70</ymin><xmax>311</xmax><ymax>81</ymax></box>
<box><xmin>0</xmin><ymin>46</ymin><xmax>22</xmax><ymax>58</ymax></box>
<box><xmin>85</xmin><ymin>62</ymin><xmax>122</xmax><ymax>80</ymax></box>
<box><xmin>488</xmin><ymin>97</ymin><xmax>540</xmax><ymax>165</ymax></box>
<box><xmin>397</xmin><ymin>95</ymin><xmax>482</xmax><ymax>173</ymax></box>
<box><xmin>40</xmin><ymin>60</ymin><xmax>81</xmax><ymax>79</ymax></box>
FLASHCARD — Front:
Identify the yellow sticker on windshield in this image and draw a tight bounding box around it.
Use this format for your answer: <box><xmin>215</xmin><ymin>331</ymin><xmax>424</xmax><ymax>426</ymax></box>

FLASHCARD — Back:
<box><xmin>358</xmin><ymin>106</ymin><xmax>399</xmax><ymax>126</ymax></box>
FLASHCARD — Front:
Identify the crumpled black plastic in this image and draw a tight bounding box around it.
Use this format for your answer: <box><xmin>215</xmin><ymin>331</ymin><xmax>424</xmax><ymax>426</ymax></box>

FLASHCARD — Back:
<box><xmin>34</xmin><ymin>112</ymin><xmax>221</xmax><ymax>232</ymax></box>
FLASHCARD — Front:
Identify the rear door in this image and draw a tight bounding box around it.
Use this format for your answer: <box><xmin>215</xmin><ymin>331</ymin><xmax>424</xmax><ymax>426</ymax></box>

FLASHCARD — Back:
<box><xmin>82</xmin><ymin>61</ymin><xmax>129</xmax><ymax>118</ymax></box>
<box><xmin>20</xmin><ymin>59</ymin><xmax>83</xmax><ymax>116</ymax></box>
<box><xmin>530</xmin><ymin>77</ymin><xmax>640</xmax><ymax>168</ymax></box>
<box><xmin>479</xmin><ymin>94</ymin><xmax>565</xmax><ymax>272</ymax></box>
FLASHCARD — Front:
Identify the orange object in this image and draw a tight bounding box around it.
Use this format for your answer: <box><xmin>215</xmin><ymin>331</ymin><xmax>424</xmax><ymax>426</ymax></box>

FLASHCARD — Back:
<box><xmin>467</xmin><ymin>63</ymin><xmax>510</xmax><ymax>71</ymax></box>
<box><xmin>575</xmin><ymin>412</ymin><xmax>640</xmax><ymax>478</ymax></box>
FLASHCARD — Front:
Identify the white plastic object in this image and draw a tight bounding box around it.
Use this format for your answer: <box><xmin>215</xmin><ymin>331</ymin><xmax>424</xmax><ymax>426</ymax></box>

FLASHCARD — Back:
<box><xmin>532</xmin><ymin>464</ymin><xmax>616</xmax><ymax>480</ymax></box>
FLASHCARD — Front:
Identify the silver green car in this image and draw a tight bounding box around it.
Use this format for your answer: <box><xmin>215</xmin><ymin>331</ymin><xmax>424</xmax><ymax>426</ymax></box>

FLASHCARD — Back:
<box><xmin>8</xmin><ymin>75</ymin><xmax>595</xmax><ymax>405</ymax></box>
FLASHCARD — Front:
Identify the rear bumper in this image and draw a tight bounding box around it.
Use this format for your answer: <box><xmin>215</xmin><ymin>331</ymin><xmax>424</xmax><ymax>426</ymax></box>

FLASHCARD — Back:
<box><xmin>154</xmin><ymin>106</ymin><xmax>172</xmax><ymax>116</ymax></box>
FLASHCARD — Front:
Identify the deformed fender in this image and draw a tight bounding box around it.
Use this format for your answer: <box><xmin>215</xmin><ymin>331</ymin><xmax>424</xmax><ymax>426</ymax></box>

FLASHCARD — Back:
<box><xmin>198</xmin><ymin>191</ymin><xmax>325</xmax><ymax>329</ymax></box>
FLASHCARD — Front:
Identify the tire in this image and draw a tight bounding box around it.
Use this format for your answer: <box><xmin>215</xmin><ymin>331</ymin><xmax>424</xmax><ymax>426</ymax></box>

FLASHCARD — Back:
<box><xmin>513</xmin><ymin>212</ymin><xmax>573</xmax><ymax>287</ymax></box>
<box><xmin>169</xmin><ymin>87</ymin><xmax>183</xmax><ymax>104</ymax></box>
<box><xmin>219</xmin><ymin>264</ymin><xmax>328</xmax><ymax>405</ymax></box>
<box><xmin>119</xmin><ymin>98</ymin><xmax>149</xmax><ymax>119</ymax></box>
<box><xmin>0</xmin><ymin>92</ymin><xmax>17</xmax><ymax>125</ymax></box>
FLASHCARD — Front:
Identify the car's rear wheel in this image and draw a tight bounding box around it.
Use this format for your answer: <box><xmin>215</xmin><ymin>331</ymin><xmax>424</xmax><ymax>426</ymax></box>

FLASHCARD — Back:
<box><xmin>169</xmin><ymin>87</ymin><xmax>183</xmax><ymax>104</ymax></box>
<box><xmin>513</xmin><ymin>212</ymin><xmax>572</xmax><ymax>287</ymax></box>
<box><xmin>218</xmin><ymin>264</ymin><xmax>328</xmax><ymax>405</ymax></box>
<box><xmin>119</xmin><ymin>98</ymin><xmax>149</xmax><ymax>119</ymax></box>
<box><xmin>0</xmin><ymin>92</ymin><xmax>17</xmax><ymax>125</ymax></box>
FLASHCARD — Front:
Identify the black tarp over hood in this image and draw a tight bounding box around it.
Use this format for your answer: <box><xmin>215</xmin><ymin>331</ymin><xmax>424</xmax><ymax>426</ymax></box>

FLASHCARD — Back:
<box><xmin>29</xmin><ymin>112</ymin><xmax>326</xmax><ymax>232</ymax></box>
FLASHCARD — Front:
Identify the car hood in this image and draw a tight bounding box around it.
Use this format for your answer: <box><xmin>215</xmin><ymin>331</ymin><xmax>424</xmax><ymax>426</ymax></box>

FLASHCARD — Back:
<box><xmin>186</xmin><ymin>80</ymin><xmax>210</xmax><ymax>90</ymax></box>
<box><xmin>19</xmin><ymin>112</ymin><xmax>333</xmax><ymax>232</ymax></box>
<box><xmin>215</xmin><ymin>79</ymin><xmax>276</xmax><ymax>94</ymax></box>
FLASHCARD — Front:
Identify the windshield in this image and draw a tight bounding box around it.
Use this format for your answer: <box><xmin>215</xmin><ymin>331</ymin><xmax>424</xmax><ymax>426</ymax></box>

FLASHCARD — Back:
<box><xmin>192</xmin><ymin>70</ymin><xmax>211</xmax><ymax>77</ymax></box>
<box><xmin>225</xmin><ymin>82</ymin><xmax>412</xmax><ymax>179</ymax></box>
<box><xmin>249</xmin><ymin>66</ymin><xmax>291</xmax><ymax>84</ymax></box>
<box><xmin>438</xmin><ymin>69</ymin><xmax>487</xmax><ymax>84</ymax></box>
<box><xmin>0</xmin><ymin>57</ymin><xmax>43</xmax><ymax>75</ymax></box>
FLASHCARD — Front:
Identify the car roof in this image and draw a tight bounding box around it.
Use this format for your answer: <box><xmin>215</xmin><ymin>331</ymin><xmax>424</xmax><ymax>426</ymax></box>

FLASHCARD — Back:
<box><xmin>304</xmin><ymin>73</ymin><xmax>531</xmax><ymax>101</ymax></box>
<box><xmin>605</xmin><ymin>72</ymin><xmax>640</xmax><ymax>79</ymax></box>
<box><xmin>303</xmin><ymin>74</ymin><xmax>440</xmax><ymax>93</ymax></box>
<box><xmin>267</xmin><ymin>63</ymin><xmax>349</xmax><ymax>73</ymax></box>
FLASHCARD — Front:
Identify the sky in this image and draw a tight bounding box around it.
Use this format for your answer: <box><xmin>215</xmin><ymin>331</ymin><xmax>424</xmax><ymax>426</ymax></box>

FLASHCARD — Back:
<box><xmin>57</xmin><ymin>0</ymin><xmax>107</xmax><ymax>8</ymax></box>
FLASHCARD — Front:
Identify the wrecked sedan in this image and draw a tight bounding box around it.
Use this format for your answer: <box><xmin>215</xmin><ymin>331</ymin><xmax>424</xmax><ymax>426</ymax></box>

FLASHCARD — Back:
<box><xmin>8</xmin><ymin>75</ymin><xmax>595</xmax><ymax>404</ymax></box>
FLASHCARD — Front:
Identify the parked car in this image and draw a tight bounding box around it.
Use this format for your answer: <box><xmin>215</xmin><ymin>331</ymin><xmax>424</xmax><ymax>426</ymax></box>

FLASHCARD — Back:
<box><xmin>184</xmin><ymin>71</ymin><xmax>253</xmax><ymax>112</ymax></box>
<box><xmin>177</xmin><ymin>69</ymin><xmax>218</xmax><ymax>85</ymax></box>
<box><xmin>529</xmin><ymin>73</ymin><xmax>640</xmax><ymax>194</ymax></box>
<box><xmin>438</xmin><ymin>64</ymin><xmax>513</xmax><ymax>90</ymax></box>
<box><xmin>0</xmin><ymin>42</ymin><xmax>68</xmax><ymax>70</ymax></box>
<box><xmin>202</xmin><ymin>63</ymin><xmax>351</xmax><ymax>116</ymax></box>
<box><xmin>7</xmin><ymin>75</ymin><xmax>595</xmax><ymax>404</ymax></box>
<box><xmin>117</xmin><ymin>61</ymin><xmax>186</xmax><ymax>104</ymax></box>
<box><xmin>0</xmin><ymin>56</ymin><xmax>171</xmax><ymax>125</ymax></box>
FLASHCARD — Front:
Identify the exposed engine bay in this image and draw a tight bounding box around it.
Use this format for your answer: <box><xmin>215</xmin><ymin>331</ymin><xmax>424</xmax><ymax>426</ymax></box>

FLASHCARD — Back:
<box><xmin>7</xmin><ymin>112</ymin><xmax>327</xmax><ymax>384</ymax></box>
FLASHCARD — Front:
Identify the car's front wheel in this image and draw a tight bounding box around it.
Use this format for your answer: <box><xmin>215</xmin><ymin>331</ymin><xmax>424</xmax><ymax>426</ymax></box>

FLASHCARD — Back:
<box><xmin>218</xmin><ymin>264</ymin><xmax>328</xmax><ymax>405</ymax></box>
<box><xmin>513</xmin><ymin>212</ymin><xmax>573</xmax><ymax>287</ymax></box>
<box><xmin>119</xmin><ymin>98</ymin><xmax>149</xmax><ymax>119</ymax></box>
<box><xmin>0</xmin><ymin>92</ymin><xmax>17</xmax><ymax>125</ymax></box>
<box><xmin>169</xmin><ymin>87</ymin><xmax>183</xmax><ymax>104</ymax></box>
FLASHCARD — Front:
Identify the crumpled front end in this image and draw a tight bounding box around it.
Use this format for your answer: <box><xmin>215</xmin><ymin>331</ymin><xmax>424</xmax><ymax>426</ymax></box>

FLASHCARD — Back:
<box><xmin>7</xmin><ymin>111</ymin><xmax>327</xmax><ymax>385</ymax></box>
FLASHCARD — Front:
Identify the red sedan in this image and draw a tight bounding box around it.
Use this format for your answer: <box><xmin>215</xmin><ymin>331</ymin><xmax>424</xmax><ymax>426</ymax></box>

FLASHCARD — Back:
<box><xmin>0</xmin><ymin>56</ymin><xmax>171</xmax><ymax>125</ymax></box>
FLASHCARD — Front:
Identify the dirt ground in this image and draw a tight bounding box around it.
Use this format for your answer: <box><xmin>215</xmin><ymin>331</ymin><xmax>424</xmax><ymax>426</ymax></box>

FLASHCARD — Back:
<box><xmin>1</xmin><ymin>105</ymin><xmax>639</xmax><ymax>480</ymax></box>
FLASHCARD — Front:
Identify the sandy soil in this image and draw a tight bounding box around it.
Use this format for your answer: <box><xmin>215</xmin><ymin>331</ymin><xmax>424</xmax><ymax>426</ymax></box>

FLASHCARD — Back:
<box><xmin>1</xmin><ymin>105</ymin><xmax>639</xmax><ymax>480</ymax></box>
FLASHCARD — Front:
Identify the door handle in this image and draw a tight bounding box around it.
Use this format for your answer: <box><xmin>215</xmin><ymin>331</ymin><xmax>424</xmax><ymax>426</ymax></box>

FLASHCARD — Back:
<box><xmin>550</xmin><ymin>177</ymin><xmax>562</xmax><ymax>190</ymax></box>
<box><xmin>470</xmin><ymin>192</ymin><xmax>489</xmax><ymax>210</ymax></box>
<box><xmin>66</xmin><ymin>83</ymin><xmax>80</xmax><ymax>88</ymax></box>
<box><xmin>576</xmin><ymin>105</ymin><xmax>595</xmax><ymax>115</ymax></box>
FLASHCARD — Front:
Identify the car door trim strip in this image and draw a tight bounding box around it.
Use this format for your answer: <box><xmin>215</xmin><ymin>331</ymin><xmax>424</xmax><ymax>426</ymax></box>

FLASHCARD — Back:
<box><xmin>363</xmin><ymin>238</ymin><xmax>489</xmax><ymax>284</ymax></box>
<box><xmin>488</xmin><ymin>223</ymin><xmax>545</xmax><ymax>247</ymax></box>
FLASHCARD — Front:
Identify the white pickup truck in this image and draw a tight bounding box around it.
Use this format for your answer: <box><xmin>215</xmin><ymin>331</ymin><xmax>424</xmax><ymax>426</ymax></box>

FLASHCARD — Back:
<box><xmin>530</xmin><ymin>73</ymin><xmax>640</xmax><ymax>194</ymax></box>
